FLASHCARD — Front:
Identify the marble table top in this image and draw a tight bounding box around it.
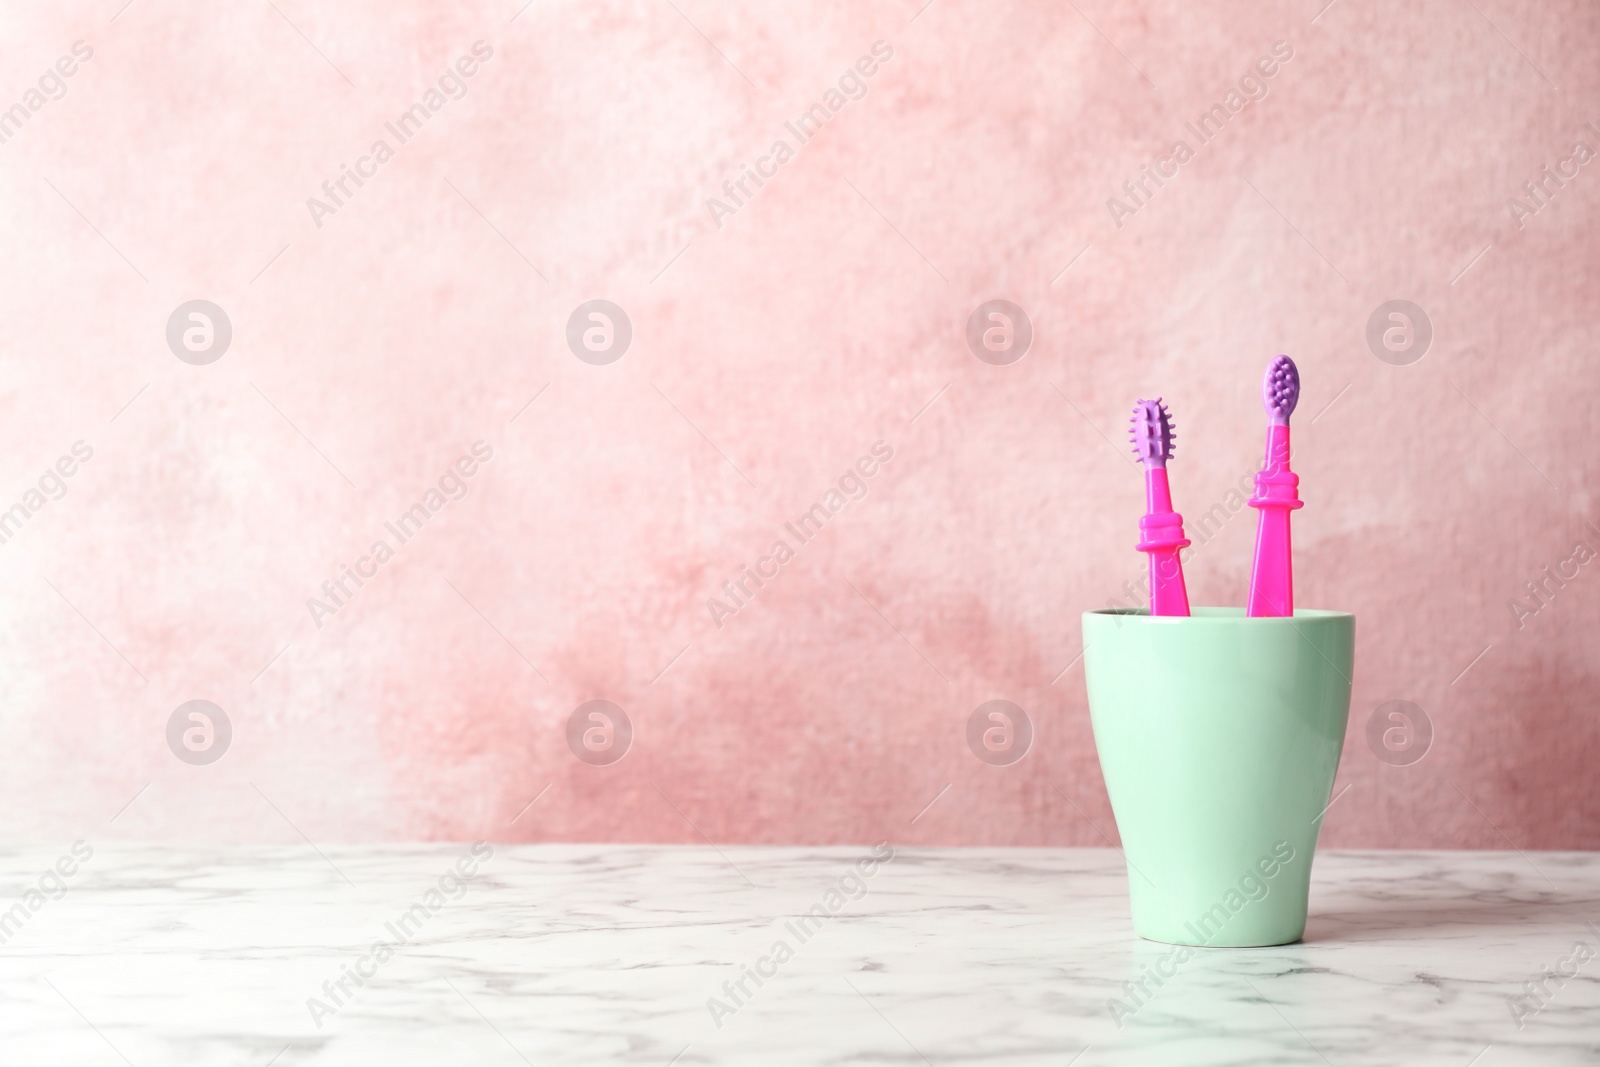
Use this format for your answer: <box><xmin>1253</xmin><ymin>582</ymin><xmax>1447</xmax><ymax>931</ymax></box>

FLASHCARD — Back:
<box><xmin>0</xmin><ymin>844</ymin><xmax>1595</xmax><ymax>1065</ymax></box>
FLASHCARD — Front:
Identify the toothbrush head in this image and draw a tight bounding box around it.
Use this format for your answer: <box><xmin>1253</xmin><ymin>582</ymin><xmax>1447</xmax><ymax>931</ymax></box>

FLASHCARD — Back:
<box><xmin>1129</xmin><ymin>398</ymin><xmax>1175</xmax><ymax>468</ymax></box>
<box><xmin>1263</xmin><ymin>355</ymin><xmax>1300</xmax><ymax>425</ymax></box>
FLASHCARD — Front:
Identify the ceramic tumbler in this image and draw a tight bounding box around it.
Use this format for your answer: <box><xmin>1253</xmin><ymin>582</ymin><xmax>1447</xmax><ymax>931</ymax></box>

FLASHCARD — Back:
<box><xmin>1083</xmin><ymin>607</ymin><xmax>1355</xmax><ymax>947</ymax></box>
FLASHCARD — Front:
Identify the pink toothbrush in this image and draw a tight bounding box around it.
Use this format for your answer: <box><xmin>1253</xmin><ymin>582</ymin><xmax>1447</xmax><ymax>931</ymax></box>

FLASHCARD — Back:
<box><xmin>1129</xmin><ymin>398</ymin><xmax>1191</xmax><ymax>617</ymax></box>
<box><xmin>1247</xmin><ymin>355</ymin><xmax>1304</xmax><ymax>617</ymax></box>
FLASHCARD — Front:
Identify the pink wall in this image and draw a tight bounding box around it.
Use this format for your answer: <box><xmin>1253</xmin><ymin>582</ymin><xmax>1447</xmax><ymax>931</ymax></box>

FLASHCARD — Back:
<box><xmin>2</xmin><ymin>0</ymin><xmax>1596</xmax><ymax>848</ymax></box>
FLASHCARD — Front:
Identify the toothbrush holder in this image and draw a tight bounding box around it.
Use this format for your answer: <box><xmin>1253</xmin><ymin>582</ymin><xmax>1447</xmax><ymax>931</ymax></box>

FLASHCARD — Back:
<box><xmin>1082</xmin><ymin>607</ymin><xmax>1355</xmax><ymax>947</ymax></box>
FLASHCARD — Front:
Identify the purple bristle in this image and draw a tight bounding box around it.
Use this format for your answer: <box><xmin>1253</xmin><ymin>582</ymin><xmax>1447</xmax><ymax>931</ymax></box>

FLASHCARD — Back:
<box><xmin>1263</xmin><ymin>355</ymin><xmax>1300</xmax><ymax>424</ymax></box>
<box><xmin>1129</xmin><ymin>398</ymin><xmax>1175</xmax><ymax>468</ymax></box>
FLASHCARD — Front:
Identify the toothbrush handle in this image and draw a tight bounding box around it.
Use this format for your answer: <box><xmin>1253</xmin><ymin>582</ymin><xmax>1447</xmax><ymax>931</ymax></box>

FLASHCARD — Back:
<box><xmin>1147</xmin><ymin>546</ymin><xmax>1191</xmax><ymax>617</ymax></box>
<box><xmin>1139</xmin><ymin>468</ymin><xmax>1191</xmax><ymax>617</ymax></box>
<box><xmin>1246</xmin><ymin>505</ymin><xmax>1294</xmax><ymax>616</ymax></box>
<box><xmin>1247</xmin><ymin>427</ymin><xmax>1303</xmax><ymax>617</ymax></box>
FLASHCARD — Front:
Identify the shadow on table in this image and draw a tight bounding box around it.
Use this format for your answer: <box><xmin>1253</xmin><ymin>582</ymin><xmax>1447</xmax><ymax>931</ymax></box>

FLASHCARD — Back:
<box><xmin>1303</xmin><ymin>893</ymin><xmax>1590</xmax><ymax>942</ymax></box>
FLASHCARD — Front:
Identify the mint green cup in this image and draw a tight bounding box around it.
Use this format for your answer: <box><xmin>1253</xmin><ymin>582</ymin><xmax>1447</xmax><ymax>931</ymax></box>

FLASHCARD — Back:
<box><xmin>1082</xmin><ymin>607</ymin><xmax>1354</xmax><ymax>947</ymax></box>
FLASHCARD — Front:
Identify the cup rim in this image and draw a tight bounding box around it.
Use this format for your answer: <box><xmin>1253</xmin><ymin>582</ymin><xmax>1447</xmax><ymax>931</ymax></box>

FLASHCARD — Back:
<box><xmin>1084</xmin><ymin>606</ymin><xmax>1353</xmax><ymax>622</ymax></box>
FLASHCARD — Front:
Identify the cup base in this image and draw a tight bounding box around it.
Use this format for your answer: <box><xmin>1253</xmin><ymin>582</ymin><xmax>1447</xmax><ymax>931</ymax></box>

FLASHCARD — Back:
<box><xmin>1132</xmin><ymin>926</ymin><xmax>1305</xmax><ymax>949</ymax></box>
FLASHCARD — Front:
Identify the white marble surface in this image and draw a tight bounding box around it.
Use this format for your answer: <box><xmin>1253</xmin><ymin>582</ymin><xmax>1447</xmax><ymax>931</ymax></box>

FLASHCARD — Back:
<box><xmin>0</xmin><ymin>845</ymin><xmax>1596</xmax><ymax>1065</ymax></box>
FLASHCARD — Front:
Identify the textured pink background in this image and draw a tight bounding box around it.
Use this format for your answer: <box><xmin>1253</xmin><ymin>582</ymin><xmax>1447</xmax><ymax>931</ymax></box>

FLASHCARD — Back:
<box><xmin>1</xmin><ymin>0</ymin><xmax>1596</xmax><ymax>848</ymax></box>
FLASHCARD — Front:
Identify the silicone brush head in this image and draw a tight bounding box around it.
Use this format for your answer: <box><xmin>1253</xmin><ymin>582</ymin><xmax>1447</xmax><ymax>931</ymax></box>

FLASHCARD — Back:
<box><xmin>1129</xmin><ymin>398</ymin><xmax>1175</xmax><ymax>468</ymax></box>
<box><xmin>1263</xmin><ymin>355</ymin><xmax>1300</xmax><ymax>425</ymax></box>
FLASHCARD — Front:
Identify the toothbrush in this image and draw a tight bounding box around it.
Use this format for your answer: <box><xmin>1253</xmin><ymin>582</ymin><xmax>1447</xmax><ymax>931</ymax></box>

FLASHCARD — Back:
<box><xmin>1129</xmin><ymin>398</ymin><xmax>1191</xmax><ymax>617</ymax></box>
<box><xmin>1246</xmin><ymin>355</ymin><xmax>1304</xmax><ymax>617</ymax></box>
